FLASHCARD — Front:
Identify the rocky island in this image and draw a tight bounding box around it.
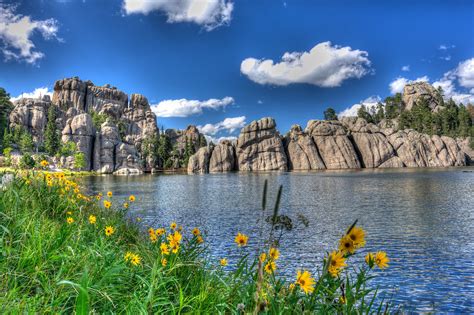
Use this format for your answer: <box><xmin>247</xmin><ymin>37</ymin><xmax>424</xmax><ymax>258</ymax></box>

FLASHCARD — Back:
<box><xmin>1</xmin><ymin>78</ymin><xmax>472</xmax><ymax>174</ymax></box>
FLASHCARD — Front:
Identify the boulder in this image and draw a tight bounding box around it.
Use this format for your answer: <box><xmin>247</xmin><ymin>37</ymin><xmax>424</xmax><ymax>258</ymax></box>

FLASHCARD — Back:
<box><xmin>61</xmin><ymin>113</ymin><xmax>95</xmax><ymax>170</ymax></box>
<box><xmin>113</xmin><ymin>143</ymin><xmax>142</xmax><ymax>174</ymax></box>
<box><xmin>341</xmin><ymin>117</ymin><xmax>396</xmax><ymax>168</ymax></box>
<box><xmin>9</xmin><ymin>98</ymin><xmax>50</xmax><ymax>143</ymax></box>
<box><xmin>284</xmin><ymin>125</ymin><xmax>325</xmax><ymax>170</ymax></box>
<box><xmin>236</xmin><ymin>117</ymin><xmax>287</xmax><ymax>171</ymax></box>
<box><xmin>209</xmin><ymin>140</ymin><xmax>236</xmax><ymax>172</ymax></box>
<box><xmin>305</xmin><ymin>120</ymin><xmax>361</xmax><ymax>169</ymax></box>
<box><xmin>457</xmin><ymin>137</ymin><xmax>473</xmax><ymax>165</ymax></box>
<box><xmin>93</xmin><ymin>119</ymin><xmax>121</xmax><ymax>173</ymax></box>
<box><xmin>53</xmin><ymin>77</ymin><xmax>91</xmax><ymax>111</ymax></box>
<box><xmin>188</xmin><ymin>146</ymin><xmax>213</xmax><ymax>174</ymax></box>
<box><xmin>402</xmin><ymin>82</ymin><xmax>442</xmax><ymax>111</ymax></box>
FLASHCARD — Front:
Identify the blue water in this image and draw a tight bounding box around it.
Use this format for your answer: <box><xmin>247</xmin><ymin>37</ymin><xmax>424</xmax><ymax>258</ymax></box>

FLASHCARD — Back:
<box><xmin>82</xmin><ymin>167</ymin><xmax>474</xmax><ymax>313</ymax></box>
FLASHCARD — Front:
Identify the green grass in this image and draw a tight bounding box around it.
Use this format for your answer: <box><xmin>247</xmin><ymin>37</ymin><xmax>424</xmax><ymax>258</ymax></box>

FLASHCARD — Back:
<box><xmin>0</xmin><ymin>172</ymin><xmax>392</xmax><ymax>313</ymax></box>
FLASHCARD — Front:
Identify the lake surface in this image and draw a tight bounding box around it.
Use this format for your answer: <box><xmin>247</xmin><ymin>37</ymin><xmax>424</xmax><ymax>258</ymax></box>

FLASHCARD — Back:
<box><xmin>81</xmin><ymin>168</ymin><xmax>474</xmax><ymax>313</ymax></box>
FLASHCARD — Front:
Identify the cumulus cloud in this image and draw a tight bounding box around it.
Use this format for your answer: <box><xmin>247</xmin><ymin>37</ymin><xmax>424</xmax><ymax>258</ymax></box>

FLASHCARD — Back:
<box><xmin>338</xmin><ymin>96</ymin><xmax>382</xmax><ymax>118</ymax></box>
<box><xmin>151</xmin><ymin>96</ymin><xmax>234</xmax><ymax>117</ymax></box>
<box><xmin>0</xmin><ymin>4</ymin><xmax>60</xmax><ymax>64</ymax></box>
<box><xmin>10</xmin><ymin>87</ymin><xmax>53</xmax><ymax>102</ymax></box>
<box><xmin>197</xmin><ymin>116</ymin><xmax>246</xmax><ymax>135</ymax></box>
<box><xmin>455</xmin><ymin>58</ymin><xmax>474</xmax><ymax>92</ymax></box>
<box><xmin>122</xmin><ymin>0</ymin><xmax>233</xmax><ymax>31</ymax></box>
<box><xmin>439</xmin><ymin>44</ymin><xmax>455</xmax><ymax>50</ymax></box>
<box><xmin>401</xmin><ymin>65</ymin><xmax>410</xmax><ymax>72</ymax></box>
<box><xmin>203</xmin><ymin>135</ymin><xmax>237</xmax><ymax>145</ymax></box>
<box><xmin>389</xmin><ymin>76</ymin><xmax>429</xmax><ymax>94</ymax></box>
<box><xmin>240</xmin><ymin>41</ymin><xmax>372</xmax><ymax>87</ymax></box>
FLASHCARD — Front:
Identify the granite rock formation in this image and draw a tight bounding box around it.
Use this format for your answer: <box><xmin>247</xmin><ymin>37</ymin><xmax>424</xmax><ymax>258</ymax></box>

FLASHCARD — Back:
<box><xmin>209</xmin><ymin>140</ymin><xmax>236</xmax><ymax>172</ymax></box>
<box><xmin>283</xmin><ymin>125</ymin><xmax>325</xmax><ymax>170</ymax></box>
<box><xmin>402</xmin><ymin>82</ymin><xmax>443</xmax><ymax>111</ymax></box>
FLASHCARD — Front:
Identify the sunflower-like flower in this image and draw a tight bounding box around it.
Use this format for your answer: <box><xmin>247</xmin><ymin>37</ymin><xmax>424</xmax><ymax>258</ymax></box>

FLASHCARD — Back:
<box><xmin>339</xmin><ymin>235</ymin><xmax>355</xmax><ymax>255</ymax></box>
<box><xmin>234</xmin><ymin>232</ymin><xmax>249</xmax><ymax>247</ymax></box>
<box><xmin>105</xmin><ymin>226</ymin><xmax>115</xmax><ymax>236</ymax></box>
<box><xmin>170</xmin><ymin>222</ymin><xmax>177</xmax><ymax>230</ymax></box>
<box><xmin>161</xmin><ymin>258</ymin><xmax>167</xmax><ymax>267</ymax></box>
<box><xmin>149</xmin><ymin>233</ymin><xmax>158</xmax><ymax>243</ymax></box>
<box><xmin>129</xmin><ymin>195</ymin><xmax>135</xmax><ymax>202</ymax></box>
<box><xmin>264</xmin><ymin>261</ymin><xmax>276</xmax><ymax>274</ymax></box>
<box><xmin>328</xmin><ymin>250</ymin><xmax>347</xmax><ymax>273</ymax></box>
<box><xmin>40</xmin><ymin>160</ymin><xmax>49</xmax><ymax>167</ymax></box>
<box><xmin>123</xmin><ymin>202</ymin><xmax>129</xmax><ymax>209</ymax></box>
<box><xmin>259</xmin><ymin>253</ymin><xmax>267</xmax><ymax>263</ymax></box>
<box><xmin>160</xmin><ymin>243</ymin><xmax>170</xmax><ymax>255</ymax></box>
<box><xmin>220</xmin><ymin>258</ymin><xmax>228</xmax><ymax>266</ymax></box>
<box><xmin>374</xmin><ymin>251</ymin><xmax>389</xmax><ymax>269</ymax></box>
<box><xmin>197</xmin><ymin>236</ymin><xmax>204</xmax><ymax>244</ymax></box>
<box><xmin>192</xmin><ymin>228</ymin><xmax>201</xmax><ymax>236</ymax></box>
<box><xmin>269</xmin><ymin>247</ymin><xmax>280</xmax><ymax>260</ymax></box>
<box><xmin>88</xmin><ymin>215</ymin><xmax>96</xmax><ymax>224</ymax></box>
<box><xmin>347</xmin><ymin>226</ymin><xmax>366</xmax><ymax>249</ymax></box>
<box><xmin>124</xmin><ymin>251</ymin><xmax>133</xmax><ymax>261</ymax></box>
<box><xmin>66</xmin><ymin>217</ymin><xmax>74</xmax><ymax>224</ymax></box>
<box><xmin>155</xmin><ymin>228</ymin><xmax>165</xmax><ymax>236</ymax></box>
<box><xmin>296</xmin><ymin>270</ymin><xmax>315</xmax><ymax>294</ymax></box>
<box><xmin>107</xmin><ymin>191</ymin><xmax>113</xmax><ymax>197</ymax></box>
<box><xmin>130</xmin><ymin>254</ymin><xmax>141</xmax><ymax>266</ymax></box>
<box><xmin>103</xmin><ymin>200</ymin><xmax>112</xmax><ymax>209</ymax></box>
<box><xmin>167</xmin><ymin>230</ymin><xmax>182</xmax><ymax>245</ymax></box>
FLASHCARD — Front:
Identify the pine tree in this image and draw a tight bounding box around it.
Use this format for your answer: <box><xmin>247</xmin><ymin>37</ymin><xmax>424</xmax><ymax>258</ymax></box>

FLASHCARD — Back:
<box><xmin>323</xmin><ymin>107</ymin><xmax>338</xmax><ymax>120</ymax></box>
<box><xmin>44</xmin><ymin>105</ymin><xmax>60</xmax><ymax>156</ymax></box>
<box><xmin>157</xmin><ymin>134</ymin><xmax>172</xmax><ymax>168</ymax></box>
<box><xmin>0</xmin><ymin>87</ymin><xmax>12</xmax><ymax>150</ymax></box>
<box><xmin>19</xmin><ymin>131</ymin><xmax>34</xmax><ymax>153</ymax></box>
<box><xmin>357</xmin><ymin>105</ymin><xmax>374</xmax><ymax>123</ymax></box>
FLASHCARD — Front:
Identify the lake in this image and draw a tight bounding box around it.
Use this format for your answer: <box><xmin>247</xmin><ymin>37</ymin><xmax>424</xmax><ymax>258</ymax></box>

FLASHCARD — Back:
<box><xmin>81</xmin><ymin>168</ymin><xmax>474</xmax><ymax>313</ymax></box>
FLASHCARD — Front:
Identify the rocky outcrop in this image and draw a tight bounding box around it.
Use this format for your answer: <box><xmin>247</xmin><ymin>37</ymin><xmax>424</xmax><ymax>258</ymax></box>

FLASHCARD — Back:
<box><xmin>9</xmin><ymin>97</ymin><xmax>50</xmax><ymax>143</ymax></box>
<box><xmin>123</xmin><ymin>94</ymin><xmax>158</xmax><ymax>148</ymax></box>
<box><xmin>209</xmin><ymin>140</ymin><xmax>236</xmax><ymax>172</ymax></box>
<box><xmin>187</xmin><ymin>146</ymin><xmax>213</xmax><ymax>174</ymax></box>
<box><xmin>114</xmin><ymin>143</ymin><xmax>142</xmax><ymax>175</ymax></box>
<box><xmin>61</xmin><ymin>113</ymin><xmax>95</xmax><ymax>170</ymax></box>
<box><xmin>93</xmin><ymin>119</ymin><xmax>121</xmax><ymax>173</ymax></box>
<box><xmin>53</xmin><ymin>77</ymin><xmax>91</xmax><ymax>111</ymax></box>
<box><xmin>402</xmin><ymin>82</ymin><xmax>442</xmax><ymax>111</ymax></box>
<box><xmin>341</xmin><ymin>117</ymin><xmax>396</xmax><ymax>168</ymax></box>
<box><xmin>236</xmin><ymin>117</ymin><xmax>287</xmax><ymax>171</ymax></box>
<box><xmin>306</xmin><ymin>120</ymin><xmax>361</xmax><ymax>169</ymax></box>
<box><xmin>457</xmin><ymin>137</ymin><xmax>473</xmax><ymax>165</ymax></box>
<box><xmin>86</xmin><ymin>84</ymin><xmax>128</xmax><ymax>114</ymax></box>
<box><xmin>284</xmin><ymin>125</ymin><xmax>325</xmax><ymax>170</ymax></box>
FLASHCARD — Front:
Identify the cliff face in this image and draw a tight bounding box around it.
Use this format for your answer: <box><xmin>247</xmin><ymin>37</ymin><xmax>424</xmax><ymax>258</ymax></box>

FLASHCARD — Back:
<box><xmin>187</xmin><ymin>116</ymin><xmax>469</xmax><ymax>173</ymax></box>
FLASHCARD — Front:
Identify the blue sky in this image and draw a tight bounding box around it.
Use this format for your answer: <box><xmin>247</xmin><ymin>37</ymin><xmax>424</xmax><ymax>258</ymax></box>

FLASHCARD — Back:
<box><xmin>1</xmin><ymin>0</ymin><xmax>473</xmax><ymax>141</ymax></box>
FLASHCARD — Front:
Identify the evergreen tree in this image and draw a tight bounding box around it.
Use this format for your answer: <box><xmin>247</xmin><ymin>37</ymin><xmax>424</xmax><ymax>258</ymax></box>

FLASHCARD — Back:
<box><xmin>457</xmin><ymin>104</ymin><xmax>472</xmax><ymax>138</ymax></box>
<box><xmin>373</xmin><ymin>102</ymin><xmax>385</xmax><ymax>124</ymax></box>
<box><xmin>19</xmin><ymin>131</ymin><xmax>34</xmax><ymax>153</ymax></box>
<box><xmin>0</xmin><ymin>87</ymin><xmax>12</xmax><ymax>150</ymax></box>
<box><xmin>44</xmin><ymin>105</ymin><xmax>60</xmax><ymax>156</ymax></box>
<box><xmin>357</xmin><ymin>105</ymin><xmax>374</xmax><ymax>123</ymax></box>
<box><xmin>384</xmin><ymin>93</ymin><xmax>402</xmax><ymax>119</ymax></box>
<box><xmin>323</xmin><ymin>107</ymin><xmax>338</xmax><ymax>120</ymax></box>
<box><xmin>199</xmin><ymin>135</ymin><xmax>207</xmax><ymax>147</ymax></box>
<box><xmin>157</xmin><ymin>134</ymin><xmax>172</xmax><ymax>168</ymax></box>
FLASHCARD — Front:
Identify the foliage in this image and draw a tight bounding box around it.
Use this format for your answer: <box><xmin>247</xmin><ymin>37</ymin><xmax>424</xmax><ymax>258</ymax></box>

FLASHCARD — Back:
<box><xmin>199</xmin><ymin>134</ymin><xmax>207</xmax><ymax>147</ymax></box>
<box><xmin>19</xmin><ymin>130</ymin><xmax>34</xmax><ymax>154</ymax></box>
<box><xmin>0</xmin><ymin>87</ymin><xmax>13</xmax><ymax>151</ymax></box>
<box><xmin>74</xmin><ymin>152</ymin><xmax>86</xmax><ymax>170</ymax></box>
<box><xmin>44</xmin><ymin>105</ymin><xmax>61</xmax><ymax>156</ymax></box>
<box><xmin>324</xmin><ymin>107</ymin><xmax>338</xmax><ymax>120</ymax></box>
<box><xmin>157</xmin><ymin>134</ymin><xmax>173</xmax><ymax>169</ymax></box>
<box><xmin>59</xmin><ymin>141</ymin><xmax>77</xmax><ymax>157</ymax></box>
<box><xmin>0</xmin><ymin>175</ymin><xmax>392</xmax><ymax>313</ymax></box>
<box><xmin>2</xmin><ymin>147</ymin><xmax>12</xmax><ymax>166</ymax></box>
<box><xmin>90</xmin><ymin>112</ymin><xmax>107</xmax><ymax>131</ymax></box>
<box><xmin>182</xmin><ymin>137</ymin><xmax>196</xmax><ymax>168</ymax></box>
<box><xmin>19</xmin><ymin>153</ymin><xmax>36</xmax><ymax>169</ymax></box>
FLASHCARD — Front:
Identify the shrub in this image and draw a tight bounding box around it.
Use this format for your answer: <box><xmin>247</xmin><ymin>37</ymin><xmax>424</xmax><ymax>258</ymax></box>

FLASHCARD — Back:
<box><xmin>74</xmin><ymin>152</ymin><xmax>86</xmax><ymax>170</ymax></box>
<box><xmin>19</xmin><ymin>153</ymin><xmax>36</xmax><ymax>169</ymax></box>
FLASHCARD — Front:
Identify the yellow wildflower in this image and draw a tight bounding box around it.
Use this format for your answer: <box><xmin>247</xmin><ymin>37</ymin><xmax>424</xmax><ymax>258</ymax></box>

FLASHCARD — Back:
<box><xmin>129</xmin><ymin>195</ymin><xmax>135</xmax><ymax>202</ymax></box>
<box><xmin>264</xmin><ymin>261</ymin><xmax>276</xmax><ymax>274</ymax></box>
<box><xmin>105</xmin><ymin>226</ymin><xmax>115</xmax><ymax>236</ymax></box>
<box><xmin>339</xmin><ymin>235</ymin><xmax>355</xmax><ymax>255</ymax></box>
<box><xmin>259</xmin><ymin>253</ymin><xmax>267</xmax><ymax>263</ymax></box>
<box><xmin>130</xmin><ymin>254</ymin><xmax>141</xmax><ymax>266</ymax></box>
<box><xmin>289</xmin><ymin>283</ymin><xmax>295</xmax><ymax>291</ymax></box>
<box><xmin>66</xmin><ymin>217</ymin><xmax>74</xmax><ymax>224</ymax></box>
<box><xmin>161</xmin><ymin>258</ymin><xmax>167</xmax><ymax>267</ymax></box>
<box><xmin>148</xmin><ymin>227</ymin><xmax>155</xmax><ymax>235</ymax></box>
<box><xmin>296</xmin><ymin>270</ymin><xmax>315</xmax><ymax>294</ymax></box>
<box><xmin>167</xmin><ymin>230</ymin><xmax>182</xmax><ymax>246</ymax></box>
<box><xmin>155</xmin><ymin>228</ymin><xmax>165</xmax><ymax>236</ymax></box>
<box><xmin>40</xmin><ymin>160</ymin><xmax>49</xmax><ymax>167</ymax></box>
<box><xmin>347</xmin><ymin>226</ymin><xmax>366</xmax><ymax>249</ymax></box>
<box><xmin>149</xmin><ymin>233</ymin><xmax>157</xmax><ymax>243</ymax></box>
<box><xmin>124</xmin><ymin>251</ymin><xmax>133</xmax><ymax>261</ymax></box>
<box><xmin>328</xmin><ymin>250</ymin><xmax>347</xmax><ymax>270</ymax></box>
<box><xmin>88</xmin><ymin>215</ymin><xmax>97</xmax><ymax>224</ymax></box>
<box><xmin>192</xmin><ymin>227</ymin><xmax>201</xmax><ymax>236</ymax></box>
<box><xmin>234</xmin><ymin>232</ymin><xmax>249</xmax><ymax>247</ymax></box>
<box><xmin>103</xmin><ymin>200</ymin><xmax>112</xmax><ymax>209</ymax></box>
<box><xmin>374</xmin><ymin>251</ymin><xmax>389</xmax><ymax>269</ymax></box>
<box><xmin>123</xmin><ymin>202</ymin><xmax>129</xmax><ymax>209</ymax></box>
<box><xmin>365</xmin><ymin>252</ymin><xmax>374</xmax><ymax>268</ymax></box>
<box><xmin>107</xmin><ymin>191</ymin><xmax>112</xmax><ymax>197</ymax></box>
<box><xmin>269</xmin><ymin>247</ymin><xmax>280</xmax><ymax>260</ymax></box>
<box><xmin>160</xmin><ymin>243</ymin><xmax>170</xmax><ymax>255</ymax></box>
<box><xmin>67</xmin><ymin>211</ymin><xmax>72</xmax><ymax>215</ymax></box>
<box><xmin>220</xmin><ymin>258</ymin><xmax>228</xmax><ymax>266</ymax></box>
<box><xmin>197</xmin><ymin>236</ymin><xmax>204</xmax><ymax>244</ymax></box>
<box><xmin>170</xmin><ymin>222</ymin><xmax>177</xmax><ymax>230</ymax></box>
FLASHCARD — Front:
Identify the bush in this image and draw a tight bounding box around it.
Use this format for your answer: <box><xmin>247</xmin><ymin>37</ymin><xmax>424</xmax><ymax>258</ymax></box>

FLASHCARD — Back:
<box><xmin>19</xmin><ymin>153</ymin><xmax>36</xmax><ymax>169</ymax></box>
<box><xmin>90</xmin><ymin>112</ymin><xmax>107</xmax><ymax>130</ymax></box>
<box><xmin>59</xmin><ymin>141</ymin><xmax>77</xmax><ymax>157</ymax></box>
<box><xmin>74</xmin><ymin>152</ymin><xmax>86</xmax><ymax>170</ymax></box>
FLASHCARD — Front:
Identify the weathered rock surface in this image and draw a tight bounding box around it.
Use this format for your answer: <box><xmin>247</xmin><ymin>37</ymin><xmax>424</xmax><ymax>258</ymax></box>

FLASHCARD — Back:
<box><xmin>93</xmin><ymin>119</ymin><xmax>121</xmax><ymax>173</ymax></box>
<box><xmin>457</xmin><ymin>137</ymin><xmax>473</xmax><ymax>165</ymax></box>
<box><xmin>283</xmin><ymin>125</ymin><xmax>325</xmax><ymax>170</ymax></box>
<box><xmin>123</xmin><ymin>94</ymin><xmax>158</xmax><ymax>147</ymax></box>
<box><xmin>61</xmin><ymin>113</ymin><xmax>95</xmax><ymax>170</ymax></box>
<box><xmin>86</xmin><ymin>84</ymin><xmax>128</xmax><ymax>114</ymax></box>
<box><xmin>9</xmin><ymin>97</ymin><xmax>50</xmax><ymax>143</ymax></box>
<box><xmin>187</xmin><ymin>146</ymin><xmax>213</xmax><ymax>174</ymax></box>
<box><xmin>53</xmin><ymin>77</ymin><xmax>91</xmax><ymax>111</ymax></box>
<box><xmin>114</xmin><ymin>143</ymin><xmax>142</xmax><ymax>175</ymax></box>
<box><xmin>341</xmin><ymin>117</ymin><xmax>396</xmax><ymax>168</ymax></box>
<box><xmin>306</xmin><ymin>120</ymin><xmax>361</xmax><ymax>169</ymax></box>
<box><xmin>236</xmin><ymin>117</ymin><xmax>287</xmax><ymax>171</ymax></box>
<box><xmin>209</xmin><ymin>140</ymin><xmax>236</xmax><ymax>172</ymax></box>
<box><xmin>402</xmin><ymin>82</ymin><xmax>442</xmax><ymax>111</ymax></box>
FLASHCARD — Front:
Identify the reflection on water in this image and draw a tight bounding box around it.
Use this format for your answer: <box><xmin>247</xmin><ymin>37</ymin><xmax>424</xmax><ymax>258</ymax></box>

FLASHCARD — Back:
<box><xmin>81</xmin><ymin>167</ymin><xmax>474</xmax><ymax>312</ymax></box>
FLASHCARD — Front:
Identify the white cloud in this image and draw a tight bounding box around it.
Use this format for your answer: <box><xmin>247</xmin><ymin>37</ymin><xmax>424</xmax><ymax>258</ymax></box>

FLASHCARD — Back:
<box><xmin>240</xmin><ymin>41</ymin><xmax>372</xmax><ymax>87</ymax></box>
<box><xmin>257</xmin><ymin>100</ymin><xmax>263</xmax><ymax>104</ymax></box>
<box><xmin>338</xmin><ymin>96</ymin><xmax>382</xmax><ymax>118</ymax></box>
<box><xmin>455</xmin><ymin>58</ymin><xmax>474</xmax><ymax>92</ymax></box>
<box><xmin>401</xmin><ymin>65</ymin><xmax>410</xmax><ymax>72</ymax></box>
<box><xmin>389</xmin><ymin>76</ymin><xmax>429</xmax><ymax>94</ymax></box>
<box><xmin>197</xmin><ymin>116</ymin><xmax>246</xmax><ymax>135</ymax></box>
<box><xmin>0</xmin><ymin>4</ymin><xmax>59</xmax><ymax>64</ymax></box>
<box><xmin>122</xmin><ymin>0</ymin><xmax>233</xmax><ymax>31</ymax></box>
<box><xmin>204</xmin><ymin>135</ymin><xmax>237</xmax><ymax>145</ymax></box>
<box><xmin>151</xmin><ymin>96</ymin><xmax>234</xmax><ymax>117</ymax></box>
<box><xmin>10</xmin><ymin>86</ymin><xmax>53</xmax><ymax>102</ymax></box>
<box><xmin>439</xmin><ymin>44</ymin><xmax>455</xmax><ymax>50</ymax></box>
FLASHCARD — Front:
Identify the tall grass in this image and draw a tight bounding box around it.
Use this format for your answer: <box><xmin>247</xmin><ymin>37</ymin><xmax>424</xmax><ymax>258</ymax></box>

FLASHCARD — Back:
<box><xmin>0</xmin><ymin>171</ymin><xmax>391</xmax><ymax>313</ymax></box>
